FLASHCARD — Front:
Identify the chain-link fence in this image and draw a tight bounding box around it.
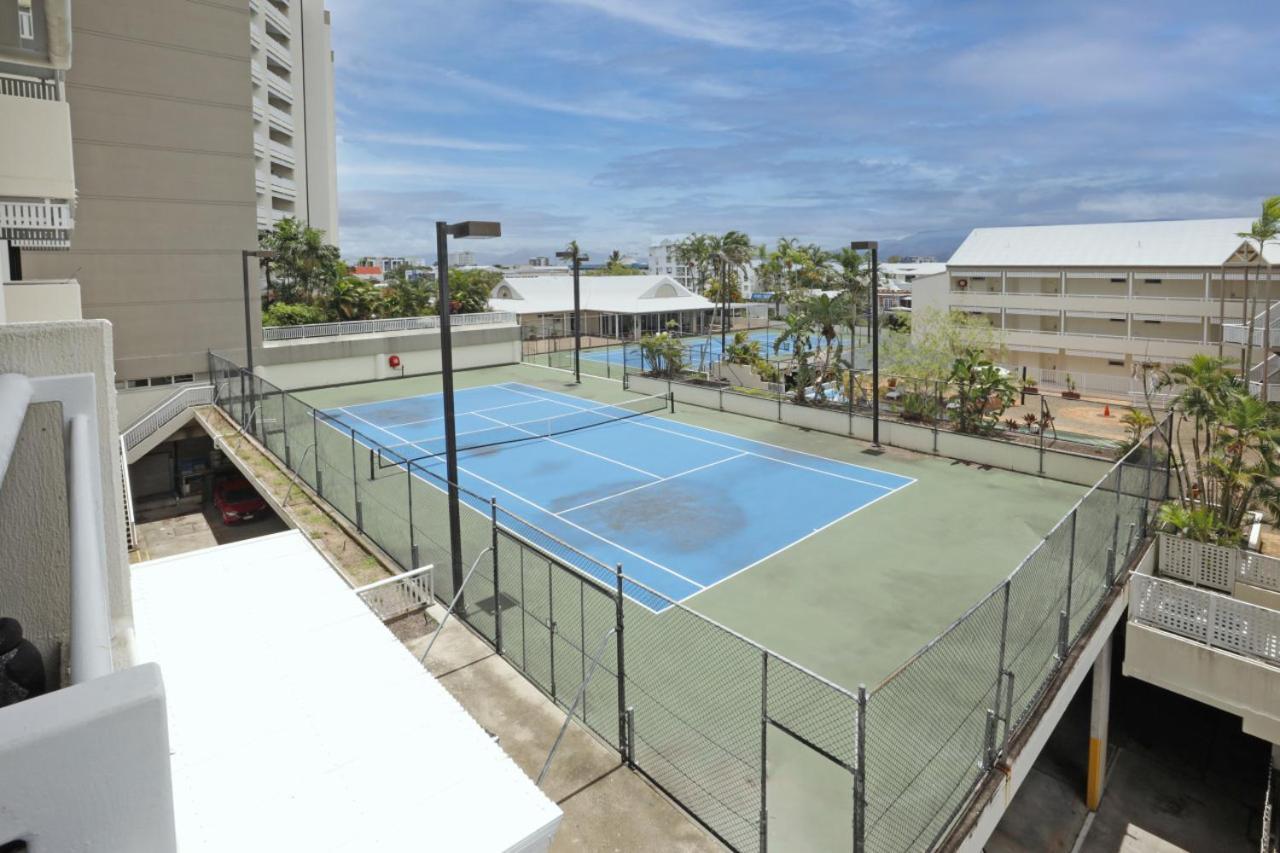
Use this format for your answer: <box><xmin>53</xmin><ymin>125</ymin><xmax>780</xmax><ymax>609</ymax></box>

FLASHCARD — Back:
<box><xmin>207</xmin><ymin>350</ymin><xmax>1169</xmax><ymax>852</ymax></box>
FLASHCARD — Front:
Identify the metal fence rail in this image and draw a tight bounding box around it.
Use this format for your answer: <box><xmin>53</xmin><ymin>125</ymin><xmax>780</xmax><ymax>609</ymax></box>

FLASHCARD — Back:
<box><xmin>207</xmin><ymin>350</ymin><xmax>1168</xmax><ymax>852</ymax></box>
<box><xmin>262</xmin><ymin>311</ymin><xmax>516</xmax><ymax>341</ymax></box>
<box><xmin>120</xmin><ymin>384</ymin><xmax>217</xmax><ymax>450</ymax></box>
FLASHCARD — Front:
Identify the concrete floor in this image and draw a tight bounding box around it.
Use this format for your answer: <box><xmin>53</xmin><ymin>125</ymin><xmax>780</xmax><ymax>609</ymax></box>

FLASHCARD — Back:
<box><xmin>132</xmin><ymin>501</ymin><xmax>290</xmax><ymax>561</ymax></box>
<box><xmin>991</xmin><ymin>653</ymin><xmax>1266</xmax><ymax>853</ymax></box>
<box><xmin>399</xmin><ymin>606</ymin><xmax>724</xmax><ymax>852</ymax></box>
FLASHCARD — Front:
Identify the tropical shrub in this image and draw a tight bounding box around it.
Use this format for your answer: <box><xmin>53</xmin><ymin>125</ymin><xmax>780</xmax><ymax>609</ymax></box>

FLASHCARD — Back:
<box><xmin>948</xmin><ymin>349</ymin><xmax>1017</xmax><ymax>434</ymax></box>
<box><xmin>639</xmin><ymin>332</ymin><xmax>685</xmax><ymax>378</ymax></box>
<box><xmin>262</xmin><ymin>301</ymin><xmax>328</xmax><ymax>327</ymax></box>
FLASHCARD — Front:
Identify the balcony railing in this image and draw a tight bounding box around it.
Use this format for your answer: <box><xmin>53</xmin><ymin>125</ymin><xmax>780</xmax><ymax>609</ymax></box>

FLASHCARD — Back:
<box><xmin>0</xmin><ymin>200</ymin><xmax>74</xmax><ymax>250</ymax></box>
<box><xmin>262</xmin><ymin>311</ymin><xmax>517</xmax><ymax>341</ymax></box>
<box><xmin>266</xmin><ymin>69</ymin><xmax>292</xmax><ymax>102</ymax></box>
<box><xmin>0</xmin><ymin>71</ymin><xmax>62</xmax><ymax>101</ymax></box>
<box><xmin>268</xmin><ymin>104</ymin><xmax>293</xmax><ymax>133</ymax></box>
<box><xmin>269</xmin><ymin>140</ymin><xmax>295</xmax><ymax>167</ymax></box>
<box><xmin>250</xmin><ymin>59</ymin><xmax>264</xmax><ymax>87</ymax></box>
<box><xmin>354</xmin><ymin>566</ymin><xmax>434</xmax><ymax>622</ymax></box>
<box><xmin>264</xmin><ymin>2</ymin><xmax>291</xmax><ymax>38</ymax></box>
<box><xmin>270</xmin><ymin>175</ymin><xmax>296</xmax><ymax>199</ymax></box>
<box><xmin>264</xmin><ymin>36</ymin><xmax>291</xmax><ymax>69</ymax></box>
<box><xmin>1130</xmin><ymin>573</ymin><xmax>1280</xmax><ymax>665</ymax></box>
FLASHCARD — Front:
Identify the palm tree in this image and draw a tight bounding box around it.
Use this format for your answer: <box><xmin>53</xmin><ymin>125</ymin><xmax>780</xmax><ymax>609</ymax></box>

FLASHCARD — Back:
<box><xmin>608</xmin><ymin>249</ymin><xmax>622</xmax><ymax>266</ymax></box>
<box><xmin>1156</xmin><ymin>354</ymin><xmax>1237</xmax><ymax>504</ymax></box>
<box><xmin>707</xmin><ymin>231</ymin><xmax>753</xmax><ymax>352</ymax></box>
<box><xmin>260</xmin><ymin>217</ymin><xmax>341</xmax><ymax>304</ymax></box>
<box><xmin>1238</xmin><ymin>198</ymin><xmax>1280</xmax><ymax>396</ymax></box>
<box><xmin>673</xmin><ymin>234</ymin><xmax>714</xmax><ymax>293</ymax></box>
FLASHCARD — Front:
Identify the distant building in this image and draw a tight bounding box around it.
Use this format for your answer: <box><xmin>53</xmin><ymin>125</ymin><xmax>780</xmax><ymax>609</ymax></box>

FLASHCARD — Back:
<box><xmin>912</xmin><ymin>217</ymin><xmax>1280</xmax><ymax>391</ymax></box>
<box><xmin>528</xmin><ymin>256</ymin><xmax>551</xmax><ymax>267</ymax></box>
<box><xmin>489</xmin><ymin>274</ymin><xmax>713</xmax><ymax>339</ymax></box>
<box><xmin>449</xmin><ymin>251</ymin><xmax>476</xmax><ymax>267</ymax></box>
<box><xmin>879</xmin><ymin>261</ymin><xmax>947</xmax><ymax>291</ymax></box>
<box><xmin>349</xmin><ymin>265</ymin><xmax>383</xmax><ymax>282</ymax></box>
<box><xmin>649</xmin><ymin>236</ymin><xmax>761</xmax><ymax>295</ymax></box>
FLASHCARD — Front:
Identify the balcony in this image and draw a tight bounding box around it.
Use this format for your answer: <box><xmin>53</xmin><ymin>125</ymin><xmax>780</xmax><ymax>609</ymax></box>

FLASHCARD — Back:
<box><xmin>250</xmin><ymin>59</ymin><xmax>263</xmax><ymax>87</ymax></box>
<box><xmin>2</xmin><ymin>278</ymin><xmax>81</xmax><ymax>321</ymax></box>
<box><xmin>270</xmin><ymin>174</ymin><xmax>296</xmax><ymax>200</ymax></box>
<box><xmin>265</xmin><ymin>68</ymin><xmax>292</xmax><ymax>103</ymax></box>
<box><xmin>252</xmin><ymin>98</ymin><xmax>265</xmax><ymax>123</ymax></box>
<box><xmin>1125</xmin><ymin>534</ymin><xmax>1280</xmax><ymax>742</ymax></box>
<box><xmin>264</xmin><ymin>36</ymin><xmax>291</xmax><ymax>69</ymax></box>
<box><xmin>0</xmin><ymin>71</ymin><xmax>62</xmax><ymax>101</ymax></box>
<box><xmin>255</xmin><ymin>173</ymin><xmax>266</xmax><ymax>194</ymax></box>
<box><xmin>264</xmin><ymin>2</ymin><xmax>291</xmax><ymax>39</ymax></box>
<box><xmin>252</xmin><ymin>134</ymin><xmax>266</xmax><ymax>158</ymax></box>
<box><xmin>0</xmin><ymin>78</ymin><xmax>75</xmax><ymax>241</ymax></box>
<box><xmin>268</xmin><ymin>104</ymin><xmax>294</xmax><ymax>134</ymax></box>
<box><xmin>268</xmin><ymin>140</ymin><xmax>295</xmax><ymax>167</ymax></box>
<box><xmin>0</xmin><ymin>200</ymin><xmax>74</xmax><ymax>250</ymax></box>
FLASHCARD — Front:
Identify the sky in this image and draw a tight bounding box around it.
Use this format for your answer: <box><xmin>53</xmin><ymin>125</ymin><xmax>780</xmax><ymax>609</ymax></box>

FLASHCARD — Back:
<box><xmin>325</xmin><ymin>0</ymin><xmax>1279</xmax><ymax>264</ymax></box>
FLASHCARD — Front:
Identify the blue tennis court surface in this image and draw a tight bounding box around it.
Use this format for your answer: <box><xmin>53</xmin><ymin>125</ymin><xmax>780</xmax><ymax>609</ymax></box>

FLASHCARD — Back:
<box><xmin>581</xmin><ymin>328</ymin><xmax>862</xmax><ymax>369</ymax></box>
<box><xmin>323</xmin><ymin>382</ymin><xmax>913</xmax><ymax>612</ymax></box>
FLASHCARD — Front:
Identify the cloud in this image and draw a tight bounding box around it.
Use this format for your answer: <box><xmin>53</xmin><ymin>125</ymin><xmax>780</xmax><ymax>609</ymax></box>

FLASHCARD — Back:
<box><xmin>343</xmin><ymin>130</ymin><xmax>526</xmax><ymax>152</ymax></box>
<box><xmin>532</xmin><ymin>0</ymin><xmax>822</xmax><ymax>51</ymax></box>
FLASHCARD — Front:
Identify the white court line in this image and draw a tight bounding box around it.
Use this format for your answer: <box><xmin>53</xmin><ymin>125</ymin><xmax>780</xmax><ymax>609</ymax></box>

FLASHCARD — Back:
<box><xmin>500</xmin><ymin>382</ymin><xmax>906</xmax><ymax>492</ymax></box>
<box><xmin>336</xmin><ymin>406</ymin><xmax>404</xmax><ymax>444</ymax></box>
<box><xmin>386</xmin><ymin>397</ymin><xmax>552</xmax><ymax>429</ymax></box>
<box><xmin>338</xmin><ymin>408</ymin><xmax>706</xmax><ymax>595</ymax></box>
<box><xmin>558</xmin><ymin>452</ymin><xmax>748</xmax><ymax>516</ymax></box>
<box><xmin>469</xmin><ymin>410</ymin><xmax>662</xmax><ymax>480</ymax></box>
<box><xmin>444</xmin><ymin>463</ymin><xmax>707</xmax><ymax>594</ymax></box>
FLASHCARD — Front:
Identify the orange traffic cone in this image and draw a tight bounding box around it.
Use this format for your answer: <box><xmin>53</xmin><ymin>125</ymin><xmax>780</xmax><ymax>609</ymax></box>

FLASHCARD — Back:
<box><xmin>1102</xmin><ymin>404</ymin><xmax>1111</xmax><ymax>418</ymax></box>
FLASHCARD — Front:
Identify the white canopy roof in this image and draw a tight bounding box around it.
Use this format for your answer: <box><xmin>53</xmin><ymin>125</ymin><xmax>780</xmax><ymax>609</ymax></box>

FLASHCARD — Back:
<box><xmin>949</xmin><ymin>218</ymin><xmax>1279</xmax><ymax>269</ymax></box>
<box><xmin>490</xmin><ymin>275</ymin><xmax>713</xmax><ymax>316</ymax></box>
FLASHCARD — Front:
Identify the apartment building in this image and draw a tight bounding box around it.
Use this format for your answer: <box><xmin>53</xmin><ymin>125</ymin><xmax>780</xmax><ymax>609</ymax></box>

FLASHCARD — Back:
<box><xmin>914</xmin><ymin>218</ymin><xmax>1278</xmax><ymax>382</ymax></box>
<box><xmin>0</xmin><ymin>0</ymin><xmax>80</xmax><ymax>321</ymax></box>
<box><xmin>648</xmin><ymin>236</ymin><xmax>695</xmax><ymax>289</ymax></box>
<box><xmin>250</xmin><ymin>0</ymin><xmax>338</xmax><ymax>241</ymax></box>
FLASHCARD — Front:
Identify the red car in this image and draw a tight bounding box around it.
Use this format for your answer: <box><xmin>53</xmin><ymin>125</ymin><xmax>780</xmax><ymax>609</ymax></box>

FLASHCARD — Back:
<box><xmin>212</xmin><ymin>478</ymin><xmax>268</xmax><ymax>525</ymax></box>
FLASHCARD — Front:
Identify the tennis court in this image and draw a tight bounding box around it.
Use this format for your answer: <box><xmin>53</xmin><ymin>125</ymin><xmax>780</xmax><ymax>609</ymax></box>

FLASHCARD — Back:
<box><xmin>580</xmin><ymin>327</ymin><xmax>864</xmax><ymax>371</ymax></box>
<box><xmin>320</xmin><ymin>381</ymin><xmax>913</xmax><ymax>611</ymax></box>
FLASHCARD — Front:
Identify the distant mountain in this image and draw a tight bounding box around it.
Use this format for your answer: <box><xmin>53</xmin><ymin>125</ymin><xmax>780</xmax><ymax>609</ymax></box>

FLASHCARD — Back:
<box><xmin>876</xmin><ymin>228</ymin><xmax>971</xmax><ymax>264</ymax></box>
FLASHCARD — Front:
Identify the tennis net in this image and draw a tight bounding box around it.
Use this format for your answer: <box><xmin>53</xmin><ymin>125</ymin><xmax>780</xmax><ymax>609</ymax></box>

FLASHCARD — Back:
<box><xmin>371</xmin><ymin>391</ymin><xmax>671</xmax><ymax>475</ymax></box>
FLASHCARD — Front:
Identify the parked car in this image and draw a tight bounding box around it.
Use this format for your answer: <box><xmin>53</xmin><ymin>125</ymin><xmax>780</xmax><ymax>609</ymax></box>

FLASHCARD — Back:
<box><xmin>212</xmin><ymin>478</ymin><xmax>268</xmax><ymax>525</ymax></box>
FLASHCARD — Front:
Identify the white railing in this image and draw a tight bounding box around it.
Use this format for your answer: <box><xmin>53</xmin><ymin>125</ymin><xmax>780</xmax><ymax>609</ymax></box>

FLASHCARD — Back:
<box><xmin>1130</xmin><ymin>573</ymin><xmax>1280</xmax><ymax>664</ymax></box>
<box><xmin>264</xmin><ymin>36</ymin><xmax>291</xmax><ymax>68</ymax></box>
<box><xmin>121</xmin><ymin>384</ymin><xmax>216</xmax><ymax>451</ymax></box>
<box><xmin>263</xmin><ymin>2</ymin><xmax>291</xmax><ymax>36</ymax></box>
<box><xmin>118</xmin><ymin>435</ymin><xmax>138</xmax><ymax>552</ymax></box>
<box><xmin>266</xmin><ymin>69</ymin><xmax>292</xmax><ymax>102</ymax></box>
<box><xmin>354</xmin><ymin>565</ymin><xmax>434</xmax><ymax>622</ymax></box>
<box><xmin>269</xmin><ymin>140</ymin><xmax>295</xmax><ymax>166</ymax></box>
<box><xmin>0</xmin><ymin>200</ymin><xmax>74</xmax><ymax>249</ymax></box>
<box><xmin>1158</xmin><ymin>532</ymin><xmax>1280</xmax><ymax>596</ymax></box>
<box><xmin>0</xmin><ymin>71</ymin><xmax>62</xmax><ymax>101</ymax></box>
<box><xmin>262</xmin><ymin>311</ymin><xmax>517</xmax><ymax>341</ymax></box>
<box><xmin>1224</xmin><ymin>300</ymin><xmax>1280</xmax><ymax>347</ymax></box>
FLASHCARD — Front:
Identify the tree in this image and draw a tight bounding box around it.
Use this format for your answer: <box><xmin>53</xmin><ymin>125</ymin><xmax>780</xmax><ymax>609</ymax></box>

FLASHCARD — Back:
<box><xmin>705</xmin><ymin>277</ymin><xmax>743</xmax><ymax>304</ymax></box>
<box><xmin>324</xmin><ymin>276</ymin><xmax>378</xmax><ymax>321</ymax></box>
<box><xmin>1237</xmin><ymin>197</ymin><xmax>1280</xmax><ymax>384</ymax></box>
<box><xmin>882</xmin><ymin>307</ymin><xmax>1004</xmax><ymax>382</ymax></box>
<box><xmin>773</xmin><ymin>311</ymin><xmax>818</xmax><ymax>404</ymax></box>
<box><xmin>259</xmin><ymin>217</ymin><xmax>341</xmax><ymax>305</ymax></box>
<box><xmin>707</xmin><ymin>231</ymin><xmax>754</xmax><ymax>342</ymax></box>
<box><xmin>443</xmin><ymin>267</ymin><xmax>499</xmax><ymax>313</ymax></box>
<box><xmin>262</xmin><ymin>301</ymin><xmax>327</xmax><ymax>327</ymax></box>
<box><xmin>638</xmin><ymin>332</ymin><xmax>685</xmax><ymax>378</ymax></box>
<box><xmin>948</xmin><ymin>349</ymin><xmax>1017</xmax><ymax>435</ymax></box>
<box><xmin>673</xmin><ymin>234</ymin><xmax>715</xmax><ymax>292</ymax></box>
<box><xmin>379</xmin><ymin>276</ymin><xmax>434</xmax><ymax>317</ymax></box>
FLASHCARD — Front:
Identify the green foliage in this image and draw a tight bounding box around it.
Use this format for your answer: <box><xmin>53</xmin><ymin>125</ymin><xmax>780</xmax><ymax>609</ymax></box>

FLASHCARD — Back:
<box><xmin>259</xmin><ymin>217</ymin><xmax>341</xmax><ymax>305</ymax></box>
<box><xmin>638</xmin><ymin>332</ymin><xmax>685</xmax><ymax>378</ymax></box>
<box><xmin>882</xmin><ymin>312</ymin><xmax>910</xmax><ymax>333</ymax></box>
<box><xmin>443</xmin><ymin>267</ymin><xmax>498</xmax><ymax>313</ymax></box>
<box><xmin>724</xmin><ymin>330</ymin><xmax>761</xmax><ymax>365</ymax></box>
<box><xmin>324</xmin><ymin>276</ymin><xmax>379</xmax><ymax>321</ymax></box>
<box><xmin>262</xmin><ymin>301</ymin><xmax>328</xmax><ymax>327</ymax></box>
<box><xmin>378</xmin><ymin>277</ymin><xmax>434</xmax><ymax>318</ymax></box>
<box><xmin>883</xmin><ymin>307</ymin><xmax>1005</xmax><ymax>382</ymax></box>
<box><xmin>948</xmin><ymin>349</ymin><xmax>1017</xmax><ymax>434</ymax></box>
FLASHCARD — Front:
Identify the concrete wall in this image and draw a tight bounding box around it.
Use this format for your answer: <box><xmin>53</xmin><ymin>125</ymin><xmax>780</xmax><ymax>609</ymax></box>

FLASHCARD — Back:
<box><xmin>0</xmin><ymin>92</ymin><xmax>76</xmax><ymax>200</ymax></box>
<box><xmin>0</xmin><ymin>663</ymin><xmax>176</xmax><ymax>852</ymax></box>
<box><xmin>23</xmin><ymin>0</ymin><xmax>259</xmax><ymax>383</ymax></box>
<box><xmin>298</xmin><ymin>0</ymin><xmax>338</xmax><ymax>241</ymax></box>
<box><xmin>0</xmin><ymin>320</ymin><xmax>132</xmax><ymax>667</ymax></box>
<box><xmin>0</xmin><ymin>402</ymin><xmax>70</xmax><ymax>685</ymax></box>
<box><xmin>3</xmin><ymin>279</ymin><xmax>82</xmax><ymax>321</ymax></box>
<box><xmin>257</xmin><ymin>324</ymin><xmax>522</xmax><ymax>389</ymax></box>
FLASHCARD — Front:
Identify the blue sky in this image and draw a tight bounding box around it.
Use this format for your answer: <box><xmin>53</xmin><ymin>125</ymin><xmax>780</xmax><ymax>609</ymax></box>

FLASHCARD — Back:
<box><xmin>326</xmin><ymin>0</ymin><xmax>1279</xmax><ymax>263</ymax></box>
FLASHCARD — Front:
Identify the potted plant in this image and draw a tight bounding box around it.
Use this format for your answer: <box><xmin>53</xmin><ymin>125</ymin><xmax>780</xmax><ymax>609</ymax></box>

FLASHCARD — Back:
<box><xmin>1002</xmin><ymin>417</ymin><xmax>1020</xmax><ymax>432</ymax></box>
<box><xmin>1061</xmin><ymin>374</ymin><xmax>1081</xmax><ymax>400</ymax></box>
<box><xmin>1021</xmin><ymin>378</ymin><xmax>1039</xmax><ymax>395</ymax></box>
<box><xmin>1022</xmin><ymin>412</ymin><xmax>1039</xmax><ymax>433</ymax></box>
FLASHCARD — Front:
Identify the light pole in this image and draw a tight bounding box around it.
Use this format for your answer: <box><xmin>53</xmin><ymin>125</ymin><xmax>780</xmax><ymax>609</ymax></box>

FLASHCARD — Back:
<box><xmin>851</xmin><ymin>241</ymin><xmax>880</xmax><ymax>449</ymax></box>
<box><xmin>556</xmin><ymin>245</ymin><xmax>589</xmax><ymax>383</ymax></box>
<box><xmin>241</xmin><ymin>248</ymin><xmax>275</xmax><ymax>432</ymax></box>
<box><xmin>436</xmin><ymin>220</ymin><xmax>502</xmax><ymax>609</ymax></box>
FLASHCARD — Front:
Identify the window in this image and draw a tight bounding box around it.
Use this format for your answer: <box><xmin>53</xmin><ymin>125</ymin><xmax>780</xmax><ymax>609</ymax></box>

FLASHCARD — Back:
<box><xmin>1143</xmin><ymin>278</ymin><xmax>1162</xmax><ymax>284</ymax></box>
<box><xmin>173</xmin><ymin>374</ymin><xmax>195</xmax><ymax>384</ymax></box>
<box><xmin>1109</xmin><ymin>318</ymin><xmax>1125</xmax><ymax>323</ymax></box>
<box><xmin>126</xmin><ymin>379</ymin><xmax>149</xmax><ymax>389</ymax></box>
<box><xmin>1142</xmin><ymin>320</ymin><xmax>1162</xmax><ymax>325</ymax></box>
<box><xmin>972</xmin><ymin>276</ymin><xmax>987</xmax><ymax>282</ymax></box>
<box><xmin>1108</xmin><ymin>360</ymin><xmax>1125</xmax><ymax>367</ymax></box>
<box><xmin>1110</xmin><ymin>277</ymin><xmax>1125</xmax><ymax>283</ymax></box>
<box><xmin>151</xmin><ymin>376</ymin><xmax>173</xmax><ymax>386</ymax></box>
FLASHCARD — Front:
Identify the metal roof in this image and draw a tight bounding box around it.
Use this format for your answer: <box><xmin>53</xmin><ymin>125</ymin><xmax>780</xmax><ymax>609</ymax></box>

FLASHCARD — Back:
<box><xmin>490</xmin><ymin>274</ymin><xmax>714</xmax><ymax>315</ymax></box>
<box><xmin>948</xmin><ymin>218</ymin><xmax>1279</xmax><ymax>268</ymax></box>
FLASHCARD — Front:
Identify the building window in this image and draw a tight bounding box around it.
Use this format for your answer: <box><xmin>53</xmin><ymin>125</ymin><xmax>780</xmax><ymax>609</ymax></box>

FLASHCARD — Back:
<box><xmin>1143</xmin><ymin>278</ymin><xmax>1162</xmax><ymax>284</ymax></box>
<box><xmin>1110</xmin><ymin>277</ymin><xmax>1125</xmax><ymax>283</ymax></box>
<box><xmin>1108</xmin><ymin>360</ymin><xmax>1125</xmax><ymax>367</ymax></box>
<box><xmin>126</xmin><ymin>379</ymin><xmax>149</xmax><ymax>389</ymax></box>
<box><xmin>1142</xmin><ymin>320</ymin><xmax>1162</xmax><ymax>325</ymax></box>
<box><xmin>1109</xmin><ymin>318</ymin><xmax>1125</xmax><ymax>323</ymax></box>
<box><xmin>173</xmin><ymin>374</ymin><xmax>195</xmax><ymax>384</ymax></box>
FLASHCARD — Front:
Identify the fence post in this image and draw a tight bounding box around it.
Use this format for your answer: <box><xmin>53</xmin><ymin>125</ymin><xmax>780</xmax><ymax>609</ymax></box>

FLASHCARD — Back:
<box><xmin>994</xmin><ymin>580</ymin><xmax>1010</xmax><ymax>754</ymax></box>
<box><xmin>1065</xmin><ymin>510</ymin><xmax>1077</xmax><ymax>637</ymax></box>
<box><xmin>614</xmin><ymin>565</ymin><xmax>628</xmax><ymax>763</ymax></box>
<box><xmin>759</xmin><ymin>650</ymin><xmax>769</xmax><ymax>853</ymax></box>
<box><xmin>548</xmin><ymin>560</ymin><xmax>557</xmax><ymax>699</ymax></box>
<box><xmin>312</xmin><ymin>409</ymin><xmax>324</xmax><ymax>496</ymax></box>
<box><xmin>407</xmin><ymin>461</ymin><xmax>417</xmax><ymax>568</ymax></box>
<box><xmin>350</xmin><ymin>426</ymin><xmax>363</xmax><ymax>533</ymax></box>
<box><xmin>276</xmin><ymin>388</ymin><xmax>288</xmax><ymax>467</ymax></box>
<box><xmin>854</xmin><ymin>684</ymin><xmax>867</xmax><ymax>853</ymax></box>
<box><xmin>1141</xmin><ymin>432</ymin><xmax>1156</xmax><ymax>536</ymax></box>
<box><xmin>491</xmin><ymin>498</ymin><xmax>502</xmax><ymax>655</ymax></box>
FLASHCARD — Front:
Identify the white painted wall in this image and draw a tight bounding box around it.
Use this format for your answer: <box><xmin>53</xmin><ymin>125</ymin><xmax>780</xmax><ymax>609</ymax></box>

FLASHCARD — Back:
<box><xmin>0</xmin><ymin>95</ymin><xmax>76</xmax><ymax>200</ymax></box>
<box><xmin>0</xmin><ymin>321</ymin><xmax>132</xmax><ymax>667</ymax></box>
<box><xmin>0</xmin><ymin>663</ymin><xmax>176</xmax><ymax>852</ymax></box>
<box><xmin>3</xmin><ymin>279</ymin><xmax>82</xmax><ymax>322</ymax></box>
<box><xmin>259</xmin><ymin>339</ymin><xmax>521</xmax><ymax>390</ymax></box>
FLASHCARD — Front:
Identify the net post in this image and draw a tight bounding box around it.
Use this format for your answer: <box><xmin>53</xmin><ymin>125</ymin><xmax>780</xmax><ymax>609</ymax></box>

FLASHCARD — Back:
<box><xmin>669</xmin><ymin>390</ymin><xmax>675</xmax><ymax>415</ymax></box>
<box><xmin>759</xmin><ymin>649</ymin><xmax>769</xmax><ymax>853</ymax></box>
<box><xmin>491</xmin><ymin>498</ymin><xmax>502</xmax><ymax>655</ymax></box>
<box><xmin>350</xmin><ymin>426</ymin><xmax>363</xmax><ymax>533</ymax></box>
<box><xmin>312</xmin><ymin>408</ymin><xmax>323</xmax><ymax>496</ymax></box>
<box><xmin>369</xmin><ymin>447</ymin><xmax>376</xmax><ymax>481</ymax></box>
<box><xmin>614</xmin><ymin>564</ymin><xmax>628</xmax><ymax>763</ymax></box>
<box><xmin>854</xmin><ymin>683</ymin><xmax>867</xmax><ymax>853</ymax></box>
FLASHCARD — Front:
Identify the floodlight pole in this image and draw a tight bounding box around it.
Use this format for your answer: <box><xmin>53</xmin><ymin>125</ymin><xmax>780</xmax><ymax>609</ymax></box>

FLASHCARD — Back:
<box><xmin>852</xmin><ymin>241</ymin><xmax>880</xmax><ymax>449</ymax></box>
<box><xmin>434</xmin><ymin>220</ymin><xmax>502</xmax><ymax>610</ymax></box>
<box><xmin>556</xmin><ymin>246</ymin><xmax>589</xmax><ymax>383</ymax></box>
<box><xmin>436</xmin><ymin>221</ymin><xmax>466</xmax><ymax>610</ymax></box>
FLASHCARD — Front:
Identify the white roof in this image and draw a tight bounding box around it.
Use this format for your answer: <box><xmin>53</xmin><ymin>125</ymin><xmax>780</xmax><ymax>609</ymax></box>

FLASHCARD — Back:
<box><xmin>880</xmin><ymin>262</ymin><xmax>948</xmax><ymax>278</ymax></box>
<box><xmin>132</xmin><ymin>531</ymin><xmax>561</xmax><ymax>853</ymax></box>
<box><xmin>490</xmin><ymin>274</ymin><xmax>713</xmax><ymax>315</ymax></box>
<box><xmin>949</xmin><ymin>218</ymin><xmax>1279</xmax><ymax>268</ymax></box>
